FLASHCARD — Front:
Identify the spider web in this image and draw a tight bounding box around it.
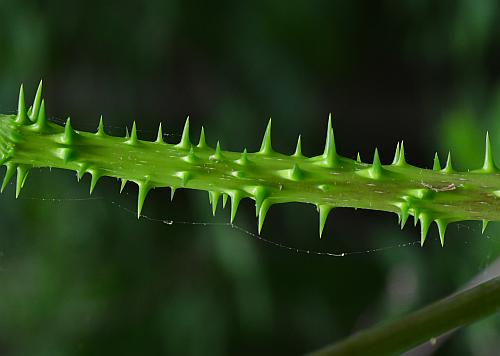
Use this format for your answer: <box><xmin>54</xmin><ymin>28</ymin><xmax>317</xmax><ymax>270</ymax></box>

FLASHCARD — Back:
<box><xmin>16</xmin><ymin>192</ymin><xmax>424</xmax><ymax>257</ymax></box>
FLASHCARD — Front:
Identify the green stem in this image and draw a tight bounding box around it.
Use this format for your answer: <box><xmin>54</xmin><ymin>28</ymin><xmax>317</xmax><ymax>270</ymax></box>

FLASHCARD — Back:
<box><xmin>1</xmin><ymin>83</ymin><xmax>500</xmax><ymax>244</ymax></box>
<box><xmin>308</xmin><ymin>276</ymin><xmax>500</xmax><ymax>356</ymax></box>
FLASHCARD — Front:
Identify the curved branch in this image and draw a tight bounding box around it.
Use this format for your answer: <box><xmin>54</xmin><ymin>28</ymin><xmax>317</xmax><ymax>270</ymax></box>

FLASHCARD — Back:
<box><xmin>308</xmin><ymin>276</ymin><xmax>500</xmax><ymax>356</ymax></box>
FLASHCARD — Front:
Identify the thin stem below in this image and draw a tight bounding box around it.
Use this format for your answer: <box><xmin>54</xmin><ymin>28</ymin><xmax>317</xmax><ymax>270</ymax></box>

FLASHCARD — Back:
<box><xmin>308</xmin><ymin>276</ymin><xmax>500</xmax><ymax>356</ymax></box>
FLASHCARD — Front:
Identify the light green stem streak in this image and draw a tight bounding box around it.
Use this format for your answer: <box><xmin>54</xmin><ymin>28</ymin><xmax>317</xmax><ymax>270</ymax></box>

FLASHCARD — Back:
<box><xmin>1</xmin><ymin>83</ymin><xmax>500</xmax><ymax>245</ymax></box>
<box><xmin>309</xmin><ymin>276</ymin><xmax>500</xmax><ymax>356</ymax></box>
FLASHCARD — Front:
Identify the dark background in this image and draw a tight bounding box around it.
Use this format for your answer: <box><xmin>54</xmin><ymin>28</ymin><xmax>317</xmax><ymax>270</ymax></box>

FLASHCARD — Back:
<box><xmin>1</xmin><ymin>1</ymin><xmax>500</xmax><ymax>355</ymax></box>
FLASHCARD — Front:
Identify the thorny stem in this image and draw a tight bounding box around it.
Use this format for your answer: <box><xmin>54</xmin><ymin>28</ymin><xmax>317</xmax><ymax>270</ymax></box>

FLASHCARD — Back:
<box><xmin>1</xmin><ymin>83</ymin><xmax>500</xmax><ymax>246</ymax></box>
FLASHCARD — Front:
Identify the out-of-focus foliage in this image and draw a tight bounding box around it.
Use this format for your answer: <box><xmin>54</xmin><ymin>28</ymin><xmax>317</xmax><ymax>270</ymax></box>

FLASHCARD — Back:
<box><xmin>0</xmin><ymin>1</ymin><xmax>499</xmax><ymax>355</ymax></box>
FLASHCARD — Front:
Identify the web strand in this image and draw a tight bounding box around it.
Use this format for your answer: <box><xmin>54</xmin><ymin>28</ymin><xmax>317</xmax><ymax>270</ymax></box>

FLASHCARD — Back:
<box><xmin>14</xmin><ymin>193</ymin><xmax>430</xmax><ymax>257</ymax></box>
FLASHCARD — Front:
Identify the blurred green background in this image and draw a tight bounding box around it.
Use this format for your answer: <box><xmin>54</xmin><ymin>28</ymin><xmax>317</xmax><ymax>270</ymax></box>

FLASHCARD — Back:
<box><xmin>1</xmin><ymin>1</ymin><xmax>500</xmax><ymax>355</ymax></box>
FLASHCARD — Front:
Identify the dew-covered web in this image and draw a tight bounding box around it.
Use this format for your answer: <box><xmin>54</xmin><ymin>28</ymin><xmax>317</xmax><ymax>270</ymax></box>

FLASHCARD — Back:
<box><xmin>10</xmin><ymin>118</ymin><xmax>500</xmax><ymax>258</ymax></box>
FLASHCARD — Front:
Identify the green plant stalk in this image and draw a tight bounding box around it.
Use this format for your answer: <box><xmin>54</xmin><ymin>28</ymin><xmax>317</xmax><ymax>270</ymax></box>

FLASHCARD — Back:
<box><xmin>308</xmin><ymin>275</ymin><xmax>500</xmax><ymax>356</ymax></box>
<box><xmin>1</xmin><ymin>82</ymin><xmax>500</xmax><ymax>245</ymax></box>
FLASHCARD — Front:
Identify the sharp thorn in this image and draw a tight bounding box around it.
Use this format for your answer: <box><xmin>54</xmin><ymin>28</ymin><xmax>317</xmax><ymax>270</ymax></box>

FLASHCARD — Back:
<box><xmin>322</xmin><ymin>113</ymin><xmax>338</xmax><ymax>167</ymax></box>
<box><xmin>76</xmin><ymin>164</ymin><xmax>88</xmax><ymax>181</ymax></box>
<box><xmin>319</xmin><ymin>204</ymin><xmax>334</xmax><ymax>238</ymax></box>
<box><xmin>30</xmin><ymin>80</ymin><xmax>43</xmax><ymax>121</ymax></box>
<box><xmin>396</xmin><ymin>141</ymin><xmax>407</xmax><ymax>166</ymax></box>
<box><xmin>15</xmin><ymin>165</ymin><xmax>29</xmax><ymax>198</ymax></box>
<box><xmin>413</xmin><ymin>208</ymin><xmax>420</xmax><ymax>226</ymax></box>
<box><xmin>433</xmin><ymin>152</ymin><xmax>441</xmax><ymax>171</ymax></box>
<box><xmin>420</xmin><ymin>213</ymin><xmax>432</xmax><ymax>246</ymax></box>
<box><xmin>177</xmin><ymin>116</ymin><xmax>191</xmax><ymax>149</ymax></box>
<box><xmin>482</xmin><ymin>219</ymin><xmax>489</xmax><ymax>234</ymax></box>
<box><xmin>222</xmin><ymin>193</ymin><xmax>228</xmax><ymax>208</ymax></box>
<box><xmin>156</xmin><ymin>122</ymin><xmax>164</xmax><ymax>143</ymax></box>
<box><xmin>197</xmin><ymin>126</ymin><xmax>207</xmax><ymax>148</ymax></box>
<box><xmin>235</xmin><ymin>148</ymin><xmax>249</xmax><ymax>165</ymax></box>
<box><xmin>482</xmin><ymin>131</ymin><xmax>498</xmax><ymax>172</ymax></box>
<box><xmin>392</xmin><ymin>142</ymin><xmax>400</xmax><ymax>165</ymax></box>
<box><xmin>137</xmin><ymin>180</ymin><xmax>151</xmax><ymax>219</ymax></box>
<box><xmin>259</xmin><ymin>118</ymin><xmax>273</xmax><ymax>155</ymax></box>
<box><xmin>120</xmin><ymin>179</ymin><xmax>128</xmax><ymax>193</ymax></box>
<box><xmin>209</xmin><ymin>191</ymin><xmax>221</xmax><ymax>216</ymax></box>
<box><xmin>63</xmin><ymin>117</ymin><xmax>75</xmax><ymax>144</ymax></box>
<box><xmin>15</xmin><ymin>84</ymin><xmax>29</xmax><ymax>124</ymax></box>
<box><xmin>96</xmin><ymin>115</ymin><xmax>105</xmax><ymax>136</ymax></box>
<box><xmin>442</xmin><ymin>151</ymin><xmax>454</xmax><ymax>173</ymax></box>
<box><xmin>369</xmin><ymin>148</ymin><xmax>383</xmax><ymax>179</ymax></box>
<box><xmin>258</xmin><ymin>199</ymin><xmax>272</xmax><ymax>234</ymax></box>
<box><xmin>230</xmin><ymin>191</ymin><xmax>242</xmax><ymax>223</ymax></box>
<box><xmin>400</xmin><ymin>204</ymin><xmax>409</xmax><ymax>229</ymax></box>
<box><xmin>436</xmin><ymin>219</ymin><xmax>448</xmax><ymax>247</ymax></box>
<box><xmin>254</xmin><ymin>186</ymin><xmax>268</xmax><ymax>217</ymax></box>
<box><xmin>89</xmin><ymin>170</ymin><xmax>101</xmax><ymax>194</ymax></box>
<box><xmin>211</xmin><ymin>141</ymin><xmax>223</xmax><ymax>160</ymax></box>
<box><xmin>1</xmin><ymin>163</ymin><xmax>16</xmax><ymax>193</ymax></box>
<box><xmin>127</xmin><ymin>121</ymin><xmax>138</xmax><ymax>144</ymax></box>
<box><xmin>34</xmin><ymin>99</ymin><xmax>48</xmax><ymax>131</ymax></box>
<box><xmin>293</xmin><ymin>135</ymin><xmax>303</xmax><ymax>157</ymax></box>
